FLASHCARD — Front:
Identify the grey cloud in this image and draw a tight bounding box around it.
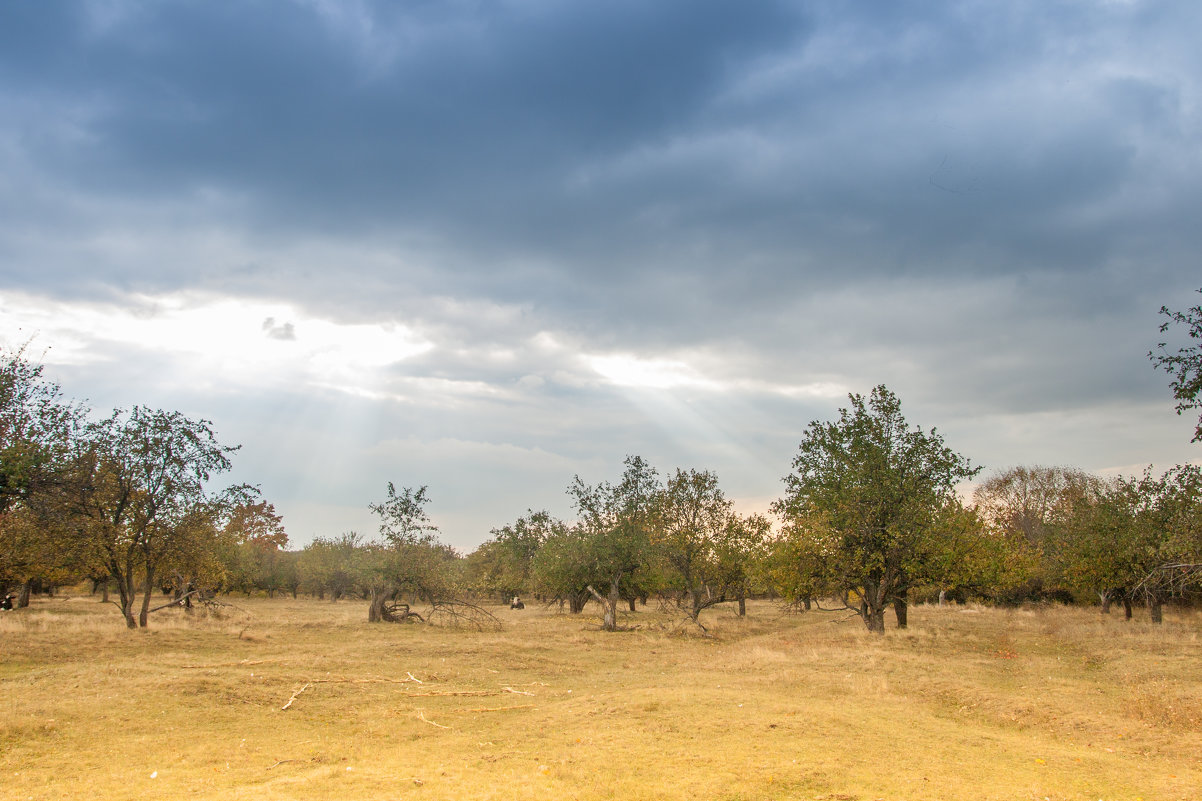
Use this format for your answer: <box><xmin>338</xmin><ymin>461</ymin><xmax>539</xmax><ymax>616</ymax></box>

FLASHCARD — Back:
<box><xmin>261</xmin><ymin>317</ymin><xmax>296</xmax><ymax>341</ymax></box>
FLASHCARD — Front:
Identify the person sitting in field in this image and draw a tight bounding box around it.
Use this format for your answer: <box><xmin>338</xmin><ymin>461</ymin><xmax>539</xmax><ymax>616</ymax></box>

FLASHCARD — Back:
<box><xmin>1</xmin><ymin>594</ymin><xmax>14</xmax><ymax>611</ymax></box>
<box><xmin>510</xmin><ymin>596</ymin><xmax>524</xmax><ymax>610</ymax></box>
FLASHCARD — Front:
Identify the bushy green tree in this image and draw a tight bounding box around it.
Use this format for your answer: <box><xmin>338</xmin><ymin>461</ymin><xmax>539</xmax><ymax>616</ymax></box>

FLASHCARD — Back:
<box><xmin>530</xmin><ymin>525</ymin><xmax>595</xmax><ymax>613</ymax></box>
<box><xmin>468</xmin><ymin>509</ymin><xmax>564</xmax><ymax>602</ymax></box>
<box><xmin>0</xmin><ymin>344</ymin><xmax>83</xmax><ymax>602</ymax></box>
<box><xmin>1055</xmin><ymin>465</ymin><xmax>1202</xmax><ymax>622</ymax></box>
<box><xmin>572</xmin><ymin>455</ymin><xmax>660</xmax><ymax>631</ymax></box>
<box><xmin>773</xmin><ymin>385</ymin><xmax>981</xmax><ymax>634</ymax></box>
<box><xmin>972</xmin><ymin>465</ymin><xmax>1102</xmax><ymax>602</ymax></box>
<box><xmin>60</xmin><ymin>407</ymin><xmax>244</xmax><ymax>628</ymax></box>
<box><xmin>653</xmin><ymin>467</ymin><xmax>735</xmax><ymax>625</ymax></box>
<box><xmin>365</xmin><ymin>484</ymin><xmax>464</xmax><ymax>623</ymax></box>
<box><xmin>297</xmin><ymin>533</ymin><xmax>363</xmax><ymax>600</ymax></box>
<box><xmin>714</xmin><ymin>512</ymin><xmax>773</xmax><ymax>616</ymax></box>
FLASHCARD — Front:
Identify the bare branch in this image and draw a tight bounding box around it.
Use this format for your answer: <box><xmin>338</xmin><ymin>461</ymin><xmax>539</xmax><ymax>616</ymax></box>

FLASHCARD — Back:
<box><xmin>281</xmin><ymin>683</ymin><xmax>311</xmax><ymax>711</ymax></box>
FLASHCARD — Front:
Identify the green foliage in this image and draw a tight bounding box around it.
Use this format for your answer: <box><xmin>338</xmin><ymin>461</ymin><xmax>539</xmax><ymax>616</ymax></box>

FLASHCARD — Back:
<box><xmin>297</xmin><ymin>533</ymin><xmax>364</xmax><ymax>600</ymax></box>
<box><xmin>468</xmin><ymin>509</ymin><xmax>565</xmax><ymax>601</ymax></box>
<box><xmin>0</xmin><ymin>345</ymin><xmax>84</xmax><ymax>595</ymax></box>
<box><xmin>530</xmin><ymin>525</ymin><xmax>595</xmax><ymax>612</ymax></box>
<box><xmin>60</xmin><ymin>406</ymin><xmax>245</xmax><ymax>627</ymax></box>
<box><xmin>1151</xmin><ymin>287</ymin><xmax>1202</xmax><ymax>441</ymax></box>
<box><xmin>569</xmin><ymin>455</ymin><xmax>662</xmax><ymax>629</ymax></box>
<box><xmin>0</xmin><ymin>344</ymin><xmax>79</xmax><ymax>518</ymax></box>
<box><xmin>1052</xmin><ymin>464</ymin><xmax>1202</xmax><ymax>617</ymax></box>
<box><xmin>365</xmin><ymin>484</ymin><xmax>463</xmax><ymax>622</ymax></box>
<box><xmin>773</xmin><ymin>385</ymin><xmax>981</xmax><ymax>633</ymax></box>
<box><xmin>713</xmin><ymin>511</ymin><xmax>773</xmax><ymax>606</ymax></box>
<box><xmin>653</xmin><ymin>467</ymin><xmax>735</xmax><ymax>620</ymax></box>
<box><xmin>368</xmin><ymin>483</ymin><xmax>439</xmax><ymax>546</ymax></box>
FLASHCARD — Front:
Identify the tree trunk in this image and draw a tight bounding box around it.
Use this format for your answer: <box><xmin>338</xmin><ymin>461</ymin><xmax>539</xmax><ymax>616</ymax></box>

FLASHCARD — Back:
<box><xmin>802</xmin><ymin>597</ymin><xmax>811</xmax><ymax>611</ymax></box>
<box><xmin>17</xmin><ymin>579</ymin><xmax>32</xmax><ymax>608</ymax></box>
<box><xmin>587</xmin><ymin>584</ymin><xmax>617</xmax><ymax>631</ymax></box>
<box><xmin>138</xmin><ymin>567</ymin><xmax>156</xmax><ymax>628</ymax></box>
<box><xmin>1147</xmin><ymin>595</ymin><xmax>1163</xmax><ymax>624</ymax></box>
<box><xmin>627</xmin><ymin>597</ymin><xmax>636</xmax><ymax>612</ymax></box>
<box><xmin>1099</xmin><ymin>590</ymin><xmax>1111</xmax><ymax>613</ymax></box>
<box><xmin>368</xmin><ymin>587</ymin><xmax>386</xmax><ymax>622</ymax></box>
<box><xmin>117</xmin><ymin>577</ymin><xmax>137</xmax><ymax>630</ymax></box>
<box><xmin>738</xmin><ymin>595</ymin><xmax>746</xmax><ymax>617</ymax></box>
<box><xmin>861</xmin><ymin>581</ymin><xmax>887</xmax><ymax>635</ymax></box>
<box><xmin>893</xmin><ymin>596</ymin><xmax>908</xmax><ymax>629</ymax></box>
<box><xmin>864</xmin><ymin>605</ymin><xmax>886</xmax><ymax>634</ymax></box>
<box><xmin>939</xmin><ymin>589</ymin><xmax>947</xmax><ymax>607</ymax></box>
<box><xmin>1122</xmin><ymin>595</ymin><xmax>1133</xmax><ymax>620</ymax></box>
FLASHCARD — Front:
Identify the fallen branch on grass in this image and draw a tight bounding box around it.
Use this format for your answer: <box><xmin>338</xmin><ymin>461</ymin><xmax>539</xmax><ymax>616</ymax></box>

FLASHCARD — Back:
<box><xmin>266</xmin><ymin>759</ymin><xmax>303</xmax><ymax>770</ymax></box>
<box><xmin>425</xmin><ymin>600</ymin><xmax>503</xmax><ymax>632</ymax></box>
<box><xmin>405</xmin><ymin>686</ymin><xmax>536</xmax><ymax>698</ymax></box>
<box><xmin>181</xmin><ymin>659</ymin><xmax>271</xmax><ymax>669</ymax></box>
<box><xmin>310</xmin><ymin>673</ymin><xmax>424</xmax><ymax>685</ymax></box>
<box><xmin>417</xmin><ymin>711</ymin><xmax>450</xmax><ymax>729</ymax></box>
<box><xmin>281</xmin><ymin>683</ymin><xmax>311</xmax><ymax>710</ymax></box>
<box><xmin>456</xmin><ymin>704</ymin><xmax>534</xmax><ymax>713</ymax></box>
<box><xmin>147</xmin><ymin>590</ymin><xmax>201</xmax><ymax>614</ymax></box>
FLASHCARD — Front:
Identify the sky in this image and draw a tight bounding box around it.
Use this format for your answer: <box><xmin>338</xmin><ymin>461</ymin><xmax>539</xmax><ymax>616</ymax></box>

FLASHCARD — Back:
<box><xmin>2</xmin><ymin>0</ymin><xmax>1200</xmax><ymax>551</ymax></box>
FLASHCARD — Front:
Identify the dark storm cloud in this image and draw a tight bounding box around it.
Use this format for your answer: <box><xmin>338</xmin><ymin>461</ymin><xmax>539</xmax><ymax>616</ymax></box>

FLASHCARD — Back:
<box><xmin>1</xmin><ymin>1</ymin><xmax>799</xmax><ymax>216</ymax></box>
<box><xmin>0</xmin><ymin>2</ymin><xmax>1185</xmax><ymax>266</ymax></box>
<box><xmin>4</xmin><ymin>0</ymin><xmax>1199</xmax><ymax>320</ymax></box>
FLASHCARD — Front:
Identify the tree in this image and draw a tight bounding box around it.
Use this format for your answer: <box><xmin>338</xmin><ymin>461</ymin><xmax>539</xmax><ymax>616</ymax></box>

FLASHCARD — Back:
<box><xmin>218</xmin><ymin>501</ymin><xmax>290</xmax><ymax>596</ymax></box>
<box><xmin>914</xmin><ymin>499</ymin><xmax>1024</xmax><ymax>606</ymax></box>
<box><xmin>364</xmin><ymin>484</ymin><xmax>488</xmax><ymax>627</ymax></box>
<box><xmin>572</xmin><ymin>455</ymin><xmax>660</xmax><ymax>631</ymax></box>
<box><xmin>0</xmin><ymin>344</ymin><xmax>78</xmax><ymax>517</ymax></box>
<box><xmin>773</xmin><ymin>385</ymin><xmax>981</xmax><ymax>634</ymax></box>
<box><xmin>60</xmin><ymin>407</ymin><xmax>242</xmax><ymax>628</ymax></box>
<box><xmin>653</xmin><ymin>467</ymin><xmax>735</xmax><ymax>626</ymax></box>
<box><xmin>1151</xmin><ymin>287</ymin><xmax>1202</xmax><ymax>441</ymax></box>
<box><xmin>764</xmin><ymin>513</ymin><xmax>830</xmax><ymax>612</ymax></box>
<box><xmin>530</xmin><ymin>525</ymin><xmax>595</xmax><ymax>613</ymax></box>
<box><xmin>297</xmin><ymin>533</ymin><xmax>363</xmax><ymax>600</ymax></box>
<box><xmin>0</xmin><ymin>344</ymin><xmax>84</xmax><ymax>602</ymax></box>
<box><xmin>972</xmin><ymin>466</ymin><xmax>1102</xmax><ymax>603</ymax></box>
<box><xmin>365</xmin><ymin>483</ymin><xmax>442</xmax><ymax>622</ymax></box>
<box><xmin>715</xmin><ymin>512</ymin><xmax>773</xmax><ymax>616</ymax></box>
<box><xmin>469</xmin><ymin>509</ymin><xmax>564</xmax><ymax>602</ymax></box>
<box><xmin>1058</xmin><ymin>465</ymin><xmax>1202</xmax><ymax>623</ymax></box>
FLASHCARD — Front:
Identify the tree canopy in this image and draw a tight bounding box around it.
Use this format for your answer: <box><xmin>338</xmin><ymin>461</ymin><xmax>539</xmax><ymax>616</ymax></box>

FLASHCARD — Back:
<box><xmin>773</xmin><ymin>385</ymin><xmax>981</xmax><ymax>633</ymax></box>
<box><xmin>1151</xmin><ymin>287</ymin><xmax>1202</xmax><ymax>441</ymax></box>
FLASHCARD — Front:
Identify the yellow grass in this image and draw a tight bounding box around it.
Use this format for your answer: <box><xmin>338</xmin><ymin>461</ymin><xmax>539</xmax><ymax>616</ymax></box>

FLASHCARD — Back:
<box><xmin>2</xmin><ymin>596</ymin><xmax>1200</xmax><ymax>800</ymax></box>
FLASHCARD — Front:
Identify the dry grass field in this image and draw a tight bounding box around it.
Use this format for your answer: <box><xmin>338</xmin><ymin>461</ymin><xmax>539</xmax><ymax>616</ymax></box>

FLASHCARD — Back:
<box><xmin>1</xmin><ymin>595</ymin><xmax>1200</xmax><ymax>801</ymax></box>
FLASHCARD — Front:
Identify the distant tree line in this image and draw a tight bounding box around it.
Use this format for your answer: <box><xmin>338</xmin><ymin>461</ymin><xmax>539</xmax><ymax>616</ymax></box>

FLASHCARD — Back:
<box><xmin>463</xmin><ymin>387</ymin><xmax>1201</xmax><ymax>634</ymax></box>
<box><xmin>4</xmin><ymin>287</ymin><xmax>1201</xmax><ymax>633</ymax></box>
